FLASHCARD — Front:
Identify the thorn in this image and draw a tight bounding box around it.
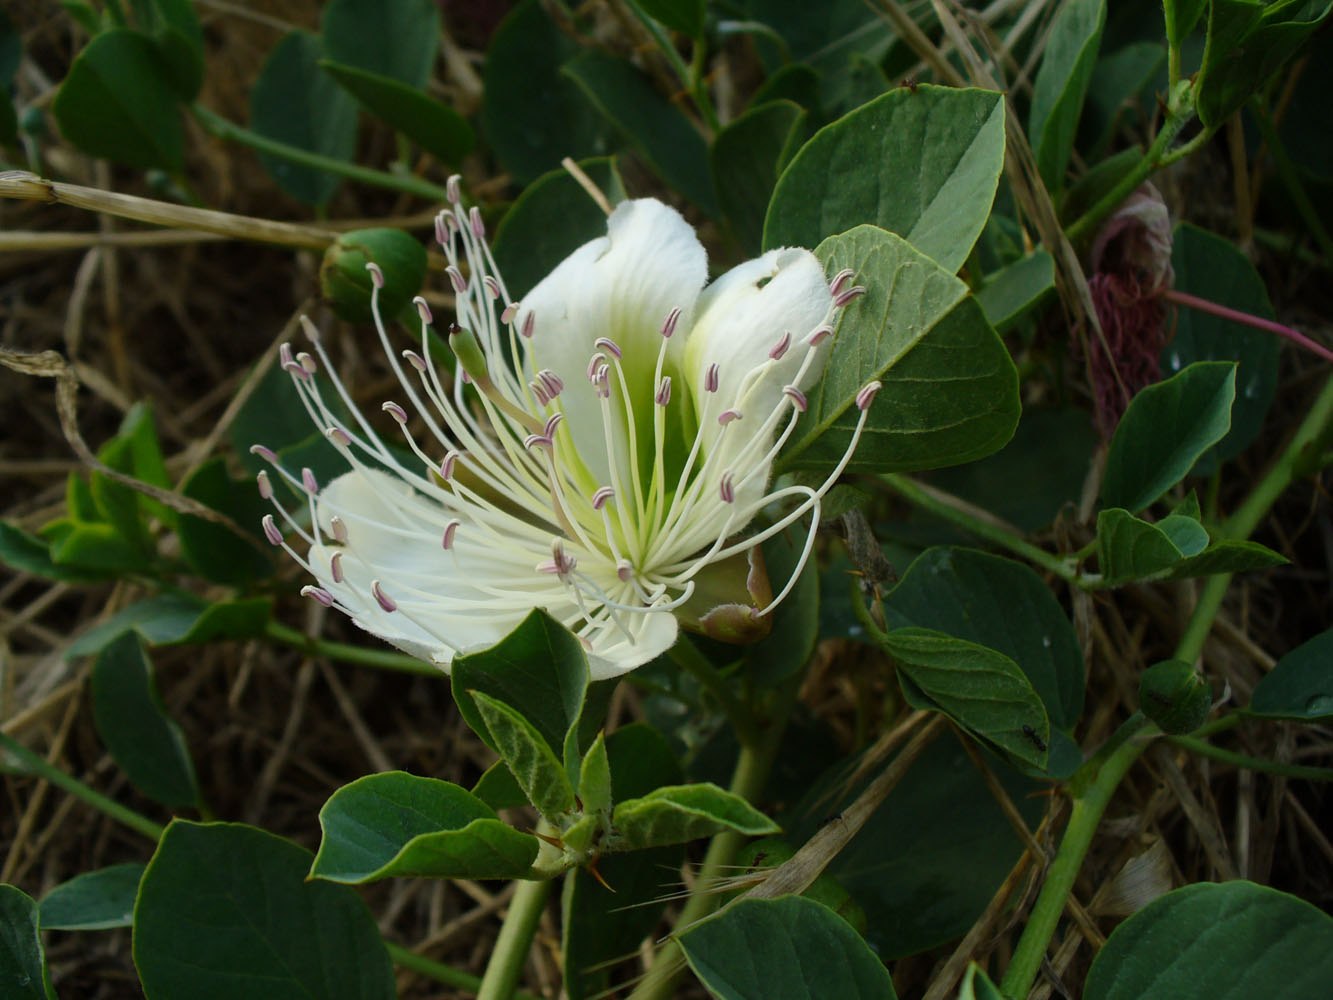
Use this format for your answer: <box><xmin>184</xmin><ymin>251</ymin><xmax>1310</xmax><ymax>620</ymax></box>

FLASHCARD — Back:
<box><xmin>585</xmin><ymin>855</ymin><xmax>615</xmax><ymax>893</ymax></box>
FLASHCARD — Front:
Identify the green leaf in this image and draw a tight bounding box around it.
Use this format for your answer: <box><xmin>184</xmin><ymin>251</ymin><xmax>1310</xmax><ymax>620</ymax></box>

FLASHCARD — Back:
<box><xmin>0</xmin><ymin>885</ymin><xmax>54</xmax><ymax>1000</ymax></box>
<box><xmin>975</xmin><ymin>251</ymin><xmax>1056</xmax><ymax>333</ymax></box>
<box><xmin>135</xmin><ymin>821</ymin><xmax>396</xmax><ymax>999</ymax></box>
<box><xmin>233</xmin><ymin>363</ymin><xmax>350</xmax><ymax>479</ymax></box>
<box><xmin>471</xmin><ymin>760</ymin><xmax>528</xmax><ymax>811</ymax></box>
<box><xmin>927</xmin><ymin>406</ymin><xmax>1098</xmax><ymax>533</ymax></box>
<box><xmin>177</xmin><ymin>457</ymin><xmax>274</xmax><ymax>584</ymax></box>
<box><xmin>577</xmin><ymin>731</ymin><xmax>613</xmax><ymax>817</ymax></box>
<box><xmin>563</xmin><ymin>50</ymin><xmax>719</xmax><ymax>217</ymax></box>
<box><xmin>1197</xmin><ymin>0</ymin><xmax>1333</xmax><ymax>128</ymax></box>
<box><xmin>1164</xmin><ymin>539</ymin><xmax>1287</xmax><ymax>579</ymax></box>
<box><xmin>777</xmin><ymin>225</ymin><xmax>1019</xmax><ymax>475</ymax></box>
<box><xmin>90</xmin><ymin>632</ymin><xmax>199</xmax><ymax>809</ymax></box>
<box><xmin>792</xmin><ymin>729</ymin><xmax>1043</xmax><ymax>959</ymax></box>
<box><xmin>250</xmin><ymin>30</ymin><xmax>359</xmax><ymax>205</ymax></box>
<box><xmin>319</xmin><ymin>60</ymin><xmax>473</xmax><ymax>163</ymax></box>
<box><xmin>747</xmin><ymin>531</ymin><xmax>820</xmax><ymax>686</ymax></box>
<box><xmin>491</xmin><ymin>157</ymin><xmax>627</xmax><ymax>300</ymax></box>
<box><xmin>710</xmin><ymin>100</ymin><xmax>806</xmax><ymax>254</ymax></box>
<box><xmin>44</xmin><ymin>520</ymin><xmax>151</xmax><ymax>574</ymax></box>
<box><xmin>39</xmin><ymin>863</ymin><xmax>145</xmax><ymax>930</ymax></box>
<box><xmin>765</xmin><ymin>86</ymin><xmax>1006</xmax><ymax>273</ymax></box>
<box><xmin>1081</xmin><ymin>43</ymin><xmax>1165</xmax><ymax>158</ymax></box>
<box><xmin>68</xmin><ymin>594</ymin><xmax>271</xmax><ymax>658</ymax></box>
<box><xmin>129</xmin><ymin>0</ymin><xmax>205</xmax><ymax>99</ymax></box>
<box><xmin>1084</xmin><ymin>881</ymin><xmax>1333</xmax><ymax>1000</ymax></box>
<box><xmin>1165</xmin><ymin>0</ymin><xmax>1209</xmax><ymax>47</ymax></box>
<box><xmin>92</xmin><ymin>403</ymin><xmax>171</xmax><ymax>555</ymax></box>
<box><xmin>0</xmin><ymin>9</ymin><xmax>20</xmax><ymax>84</ymax></box>
<box><xmin>1249</xmin><ymin>628</ymin><xmax>1333</xmax><ymax>720</ymax></box>
<box><xmin>1165</xmin><ymin>224</ymin><xmax>1279</xmax><ymax>472</ymax></box>
<box><xmin>958</xmin><ymin>963</ymin><xmax>1005</xmax><ymax>1000</ymax></box>
<box><xmin>679</xmin><ymin>896</ymin><xmax>897</xmax><ymax>1000</ymax></box>
<box><xmin>636</xmin><ymin>0</ymin><xmax>706</xmax><ymax>37</ymax></box>
<box><xmin>1096</xmin><ymin>507</ymin><xmax>1200</xmax><ymax>584</ymax></box>
<box><xmin>1028</xmin><ymin>0</ymin><xmax>1106</xmax><ymax>192</ymax></box>
<box><xmin>471</xmin><ymin>691</ymin><xmax>578</xmax><ymax>818</ymax></box>
<box><xmin>1102</xmin><ymin>361</ymin><xmax>1237</xmax><ymax>513</ymax></box>
<box><xmin>451</xmin><ymin>609</ymin><xmax>590</xmax><ymax>782</ymax></box>
<box><xmin>320</xmin><ymin>0</ymin><xmax>439</xmax><ymax>89</ymax></box>
<box><xmin>0</xmin><ymin>521</ymin><xmax>111</xmax><ymax>583</ymax></box>
<box><xmin>562</xmin><ymin>723</ymin><xmax>685</xmax><ymax>1000</ymax></box>
<box><xmin>610</xmin><ymin>783</ymin><xmax>780</xmax><ymax>852</ymax></box>
<box><xmin>883</xmin><ymin>548</ymin><xmax>1084</xmax><ymax>730</ymax></box>
<box><xmin>881</xmin><ymin>627</ymin><xmax>1050</xmax><ymax>768</ymax></box>
<box><xmin>52</xmin><ymin>29</ymin><xmax>183</xmax><ymax>172</ymax></box>
<box><xmin>481</xmin><ymin>0</ymin><xmax>614</xmax><ymax>184</ymax></box>
<box><xmin>311</xmin><ymin>771</ymin><xmax>540</xmax><ymax>882</ymax></box>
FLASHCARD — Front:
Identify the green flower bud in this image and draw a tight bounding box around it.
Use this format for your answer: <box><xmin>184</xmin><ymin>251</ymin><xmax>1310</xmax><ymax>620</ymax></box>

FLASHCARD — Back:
<box><xmin>1139</xmin><ymin>659</ymin><xmax>1211</xmax><ymax>734</ymax></box>
<box><xmin>320</xmin><ymin>228</ymin><xmax>427</xmax><ymax>323</ymax></box>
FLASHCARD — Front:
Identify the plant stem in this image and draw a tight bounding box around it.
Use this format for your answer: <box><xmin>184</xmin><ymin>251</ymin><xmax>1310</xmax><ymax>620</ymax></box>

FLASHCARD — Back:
<box><xmin>1066</xmin><ymin>81</ymin><xmax>1199</xmax><ymax>244</ymax></box>
<box><xmin>475</xmin><ymin>876</ymin><xmax>552</xmax><ymax>1000</ymax></box>
<box><xmin>1161</xmin><ymin>288</ymin><xmax>1333</xmax><ymax>364</ymax></box>
<box><xmin>881</xmin><ymin>474</ymin><xmax>1078</xmax><ymax>582</ymax></box>
<box><xmin>626</xmin><ymin>716</ymin><xmax>787</xmax><ymax>1000</ymax></box>
<box><xmin>264</xmin><ymin>620</ymin><xmax>444</xmax><ymax>677</ymax></box>
<box><xmin>1247</xmin><ymin>98</ymin><xmax>1333</xmax><ymax>265</ymax></box>
<box><xmin>0</xmin><ymin>732</ymin><xmax>165</xmax><ymax>841</ymax></box>
<box><xmin>191</xmin><ymin>105</ymin><xmax>453</xmax><ymax>205</ymax></box>
<box><xmin>621</xmin><ymin>0</ymin><xmax>720</xmax><ymax>133</ymax></box>
<box><xmin>386</xmin><ymin>944</ymin><xmax>540</xmax><ymax>1000</ymax></box>
<box><xmin>666</xmin><ymin>636</ymin><xmax>761</xmax><ymax>747</ymax></box>
<box><xmin>1168</xmin><ymin>735</ymin><xmax>1333</xmax><ymax>781</ymax></box>
<box><xmin>999</xmin><ymin>726</ymin><xmax>1150</xmax><ymax>1000</ymax></box>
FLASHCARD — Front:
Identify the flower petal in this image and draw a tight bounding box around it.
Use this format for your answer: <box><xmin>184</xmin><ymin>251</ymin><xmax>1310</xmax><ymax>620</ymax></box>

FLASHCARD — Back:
<box><xmin>517</xmin><ymin>199</ymin><xmax>708</xmax><ymax>484</ymax></box>
<box><xmin>584</xmin><ymin>609</ymin><xmax>678</xmax><ymax>681</ymax></box>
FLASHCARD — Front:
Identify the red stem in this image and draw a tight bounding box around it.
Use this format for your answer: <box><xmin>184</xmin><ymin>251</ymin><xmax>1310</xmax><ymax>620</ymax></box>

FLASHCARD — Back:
<box><xmin>1162</xmin><ymin>287</ymin><xmax>1333</xmax><ymax>364</ymax></box>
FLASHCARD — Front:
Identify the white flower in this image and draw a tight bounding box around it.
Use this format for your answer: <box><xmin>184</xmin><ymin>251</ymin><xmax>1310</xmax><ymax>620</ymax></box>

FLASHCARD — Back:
<box><xmin>253</xmin><ymin>188</ymin><xmax>878</xmax><ymax>681</ymax></box>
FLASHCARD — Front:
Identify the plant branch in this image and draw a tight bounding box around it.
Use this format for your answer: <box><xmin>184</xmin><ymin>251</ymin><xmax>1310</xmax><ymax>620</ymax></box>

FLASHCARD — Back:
<box><xmin>475</xmin><ymin>876</ymin><xmax>552</xmax><ymax>1000</ymax></box>
<box><xmin>1168</xmin><ymin>735</ymin><xmax>1333</xmax><ymax>781</ymax></box>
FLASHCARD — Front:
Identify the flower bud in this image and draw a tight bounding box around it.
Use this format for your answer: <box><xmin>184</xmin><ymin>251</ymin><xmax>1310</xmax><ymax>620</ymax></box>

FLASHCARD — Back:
<box><xmin>1139</xmin><ymin>659</ymin><xmax>1211</xmax><ymax>734</ymax></box>
<box><xmin>320</xmin><ymin>228</ymin><xmax>427</xmax><ymax>323</ymax></box>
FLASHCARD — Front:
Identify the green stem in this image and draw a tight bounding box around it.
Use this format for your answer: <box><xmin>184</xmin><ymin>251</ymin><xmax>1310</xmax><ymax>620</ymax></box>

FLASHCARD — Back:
<box><xmin>475</xmin><ymin>876</ymin><xmax>552</xmax><ymax>1000</ymax></box>
<box><xmin>1168</xmin><ymin>735</ymin><xmax>1333</xmax><ymax>781</ymax></box>
<box><xmin>626</xmin><ymin>708</ymin><xmax>788</xmax><ymax>1000</ymax></box>
<box><xmin>386</xmin><ymin>944</ymin><xmax>540</xmax><ymax>1000</ymax></box>
<box><xmin>0</xmin><ymin>732</ymin><xmax>165</xmax><ymax>841</ymax></box>
<box><xmin>621</xmin><ymin>0</ymin><xmax>720</xmax><ymax>133</ymax></box>
<box><xmin>1000</xmin><ymin>727</ymin><xmax>1150</xmax><ymax>999</ymax></box>
<box><xmin>264</xmin><ymin>620</ymin><xmax>444</xmax><ymax>677</ymax></box>
<box><xmin>191</xmin><ymin>105</ymin><xmax>453</xmax><ymax>204</ymax></box>
<box><xmin>1248</xmin><ymin>97</ymin><xmax>1333</xmax><ymax>265</ymax></box>
<box><xmin>1066</xmin><ymin>81</ymin><xmax>1199</xmax><ymax>244</ymax></box>
<box><xmin>667</xmin><ymin>637</ymin><xmax>761</xmax><ymax>747</ymax></box>
<box><xmin>881</xmin><ymin>474</ymin><xmax>1078</xmax><ymax>582</ymax></box>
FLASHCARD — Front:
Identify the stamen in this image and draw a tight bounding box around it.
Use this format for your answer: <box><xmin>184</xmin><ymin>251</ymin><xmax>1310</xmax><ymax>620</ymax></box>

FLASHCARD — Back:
<box><xmin>661</xmin><ymin>306</ymin><xmax>681</xmax><ymax>339</ymax></box>
<box><xmin>326</xmin><ymin>427</ymin><xmax>352</xmax><ymax>449</ymax></box>
<box><xmin>538</xmin><ymin>370</ymin><xmax>563</xmax><ymax>398</ymax></box>
<box><xmin>705</xmin><ymin>363</ymin><xmax>719</xmax><ymax>392</ymax></box>
<box><xmin>501</xmin><ymin>303</ymin><xmax>518</xmax><ymax>325</ymax></box>
<box><xmin>446</xmin><ymin>266</ymin><xmax>468</xmax><ymax>294</ymax></box>
<box><xmin>371</xmin><ymin>579</ymin><xmax>397</xmax><ymax>612</ymax></box>
<box><xmin>719</xmin><ymin>473</ymin><xmax>735</xmax><ymax>504</ymax></box>
<box><xmin>403</xmin><ymin>349</ymin><xmax>428</xmax><ymax>372</ymax></box>
<box><xmin>256</xmin><ymin>470</ymin><xmax>273</xmax><ymax>500</ymax></box>
<box><xmin>770</xmin><ymin>331</ymin><xmax>791</xmax><ymax>360</ymax></box>
<box><xmin>587</xmin><ymin>352</ymin><xmax>606</xmax><ymax>380</ymax></box>
<box><xmin>382</xmin><ymin>401</ymin><xmax>408</xmax><ymax>424</ymax></box>
<box><xmin>442</xmin><ymin>519</ymin><xmax>461</xmax><ymax>549</ymax></box>
<box><xmin>656</xmin><ymin>377</ymin><xmax>672</xmax><ymax>407</ymax></box>
<box><xmin>250</xmin><ymin>444</ymin><xmax>278</xmax><ymax>464</ymax></box>
<box><xmin>330</xmin><ymin>551</ymin><xmax>345</xmax><ymax>583</ymax></box>
<box><xmin>808</xmin><ymin>325</ymin><xmax>833</xmax><ymax>346</ymax></box>
<box><xmin>856</xmin><ymin>379</ymin><xmax>883</xmax><ymax>411</ymax></box>
<box><xmin>297</xmin><ymin>351</ymin><xmax>317</xmax><ymax>374</ymax></box>
<box><xmin>594</xmin><ymin>337</ymin><xmax>622</xmax><ymax>359</ymax></box>
<box><xmin>300</xmin><ymin>315</ymin><xmax>320</xmax><ymax>343</ymax></box>
<box><xmin>783</xmin><ymin>385</ymin><xmax>808</xmax><ymax>412</ymax></box>
<box><xmin>414</xmin><ymin>296</ymin><xmax>433</xmax><ymax>324</ymax></box>
<box><xmin>434</xmin><ymin>212</ymin><xmax>449</xmax><ymax>246</ymax></box>
<box><xmin>833</xmin><ymin>284</ymin><xmax>866</xmax><ymax>308</ymax></box>
<box><xmin>543</xmin><ymin>413</ymin><xmax>564</xmax><ymax>438</ymax></box>
<box><xmin>365</xmin><ymin>262</ymin><xmax>384</xmax><ymax>289</ymax></box>
<box><xmin>330</xmin><ymin>515</ymin><xmax>348</xmax><ymax>543</ymax></box>
<box><xmin>718</xmin><ymin>409</ymin><xmax>742</xmax><ymax>426</ymax></box>
<box><xmin>262</xmin><ymin>514</ymin><xmax>283</xmax><ymax>546</ymax></box>
<box><xmin>301</xmin><ymin>585</ymin><xmax>334</xmax><ymax>607</ymax></box>
<box><xmin>469</xmin><ymin>206</ymin><xmax>485</xmax><ymax>239</ymax></box>
<box><xmin>483</xmin><ymin>275</ymin><xmax>501</xmax><ymax>299</ymax></box>
<box><xmin>301</xmin><ymin>467</ymin><xmax>319</xmax><ymax>494</ymax></box>
<box><xmin>592</xmin><ymin>486</ymin><xmax>614</xmax><ymax>510</ymax></box>
<box><xmin>829</xmin><ymin>268</ymin><xmax>855</xmax><ymax>295</ymax></box>
<box><xmin>446</xmin><ymin>174</ymin><xmax>461</xmax><ymax>204</ymax></box>
<box><xmin>439</xmin><ymin>451</ymin><xmax>459</xmax><ymax>481</ymax></box>
<box><xmin>521</xmin><ymin>312</ymin><xmax>535</xmax><ymax>338</ymax></box>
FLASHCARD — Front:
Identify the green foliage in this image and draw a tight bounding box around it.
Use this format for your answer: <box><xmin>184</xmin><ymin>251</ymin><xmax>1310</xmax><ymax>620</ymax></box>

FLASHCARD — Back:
<box><xmin>1249</xmin><ymin>629</ymin><xmax>1333</xmax><ymax>720</ymax></box>
<box><xmin>678</xmin><ymin>896</ymin><xmax>898</xmax><ymax>1000</ymax></box>
<box><xmin>0</xmin><ymin>885</ymin><xmax>53</xmax><ymax>1000</ymax></box>
<box><xmin>135</xmin><ymin>822</ymin><xmax>396</xmax><ymax>999</ymax></box>
<box><xmin>250</xmin><ymin>31</ymin><xmax>358</xmax><ymax>205</ymax></box>
<box><xmin>710</xmin><ymin>100</ymin><xmax>807</xmax><ymax>254</ymax></box>
<box><xmin>1084</xmin><ymin>881</ymin><xmax>1333</xmax><ymax>999</ymax></box>
<box><xmin>177</xmin><ymin>458</ymin><xmax>274</xmax><ymax>584</ymax></box>
<box><xmin>320</xmin><ymin>0</ymin><xmax>439</xmax><ymax>89</ymax></box>
<box><xmin>975</xmin><ymin>251</ymin><xmax>1056</xmax><ymax>333</ymax></box>
<box><xmin>765</xmin><ymin>86</ymin><xmax>1006</xmax><ymax>273</ymax></box>
<box><xmin>1102</xmin><ymin>362</ymin><xmax>1237</xmax><ymax>513</ymax></box>
<box><xmin>320</xmin><ymin>227</ymin><xmax>428</xmax><ymax>323</ymax></box>
<box><xmin>609</xmin><ymin>783</ymin><xmax>780</xmax><ymax>851</ymax></box>
<box><xmin>39</xmin><ymin>864</ymin><xmax>145</xmax><ymax>931</ymax></box>
<box><xmin>68</xmin><ymin>594</ymin><xmax>271</xmax><ymax>657</ymax></box>
<box><xmin>312</xmin><ymin>772</ymin><xmax>540</xmax><ymax>882</ymax></box>
<box><xmin>778</xmin><ymin>225</ymin><xmax>1019</xmax><ymax>475</ymax></box>
<box><xmin>1139</xmin><ymin>659</ymin><xmax>1212</xmax><ymax>733</ymax></box>
<box><xmin>319</xmin><ymin>61</ymin><xmax>473</xmax><ymax>163</ymax></box>
<box><xmin>470</xmin><ymin>691</ymin><xmax>578</xmax><ymax>818</ymax></box>
<box><xmin>90</xmin><ymin>633</ymin><xmax>200</xmax><ymax>809</ymax></box>
<box><xmin>635</xmin><ymin>0</ymin><xmax>706</xmax><ymax>37</ymax></box>
<box><xmin>1029</xmin><ymin>0</ymin><xmax>1106</xmax><ymax>193</ymax></box>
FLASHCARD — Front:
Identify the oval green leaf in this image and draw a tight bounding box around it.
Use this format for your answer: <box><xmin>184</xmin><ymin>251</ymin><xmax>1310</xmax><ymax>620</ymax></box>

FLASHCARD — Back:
<box><xmin>1028</xmin><ymin>0</ymin><xmax>1105</xmax><ymax>192</ymax></box>
<box><xmin>679</xmin><ymin>896</ymin><xmax>897</xmax><ymax>1000</ymax></box>
<box><xmin>710</xmin><ymin>99</ymin><xmax>807</xmax><ymax>254</ymax></box>
<box><xmin>311</xmin><ymin>771</ymin><xmax>540</xmax><ymax>882</ymax></box>
<box><xmin>1085</xmin><ymin>881</ymin><xmax>1333</xmax><ymax>1000</ymax></box>
<box><xmin>134</xmin><ymin>821</ymin><xmax>396</xmax><ymax>999</ymax></box>
<box><xmin>764</xmin><ymin>86</ymin><xmax>1006</xmax><ymax>273</ymax></box>
<box><xmin>90</xmin><ymin>632</ymin><xmax>199</xmax><ymax>809</ymax></box>
<box><xmin>52</xmin><ymin>29</ymin><xmax>183</xmax><ymax>172</ymax></box>
<box><xmin>69</xmin><ymin>594</ymin><xmax>271</xmax><ymax>658</ymax></box>
<box><xmin>470</xmin><ymin>691</ymin><xmax>577</xmax><ymax>819</ymax></box>
<box><xmin>0</xmin><ymin>885</ymin><xmax>53</xmax><ymax>1000</ymax></box>
<box><xmin>178</xmin><ymin>457</ymin><xmax>274</xmax><ymax>584</ymax></box>
<box><xmin>39</xmin><ymin>862</ymin><xmax>145</xmax><ymax>931</ymax></box>
<box><xmin>1102</xmin><ymin>361</ymin><xmax>1237</xmax><ymax>513</ymax></box>
<box><xmin>609</xmin><ymin>783</ymin><xmax>780</xmax><ymax>852</ymax></box>
<box><xmin>1249</xmin><ymin>628</ymin><xmax>1333</xmax><ymax>721</ymax></box>
<box><xmin>320</xmin><ymin>0</ymin><xmax>439</xmax><ymax>89</ymax></box>
<box><xmin>319</xmin><ymin>60</ymin><xmax>473</xmax><ymax>163</ymax></box>
<box><xmin>250</xmin><ymin>30</ymin><xmax>359</xmax><ymax>205</ymax></box>
<box><xmin>777</xmin><ymin>225</ymin><xmax>1019</xmax><ymax>475</ymax></box>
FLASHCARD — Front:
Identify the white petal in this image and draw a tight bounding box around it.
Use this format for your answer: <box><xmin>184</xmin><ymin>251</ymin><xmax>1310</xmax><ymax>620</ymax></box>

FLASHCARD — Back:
<box><xmin>585</xmin><ymin>611</ymin><xmax>679</xmax><ymax>681</ymax></box>
<box><xmin>517</xmin><ymin>199</ymin><xmax>708</xmax><ymax>483</ymax></box>
<box><xmin>683</xmin><ymin>248</ymin><xmax>833</xmax><ymax>477</ymax></box>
